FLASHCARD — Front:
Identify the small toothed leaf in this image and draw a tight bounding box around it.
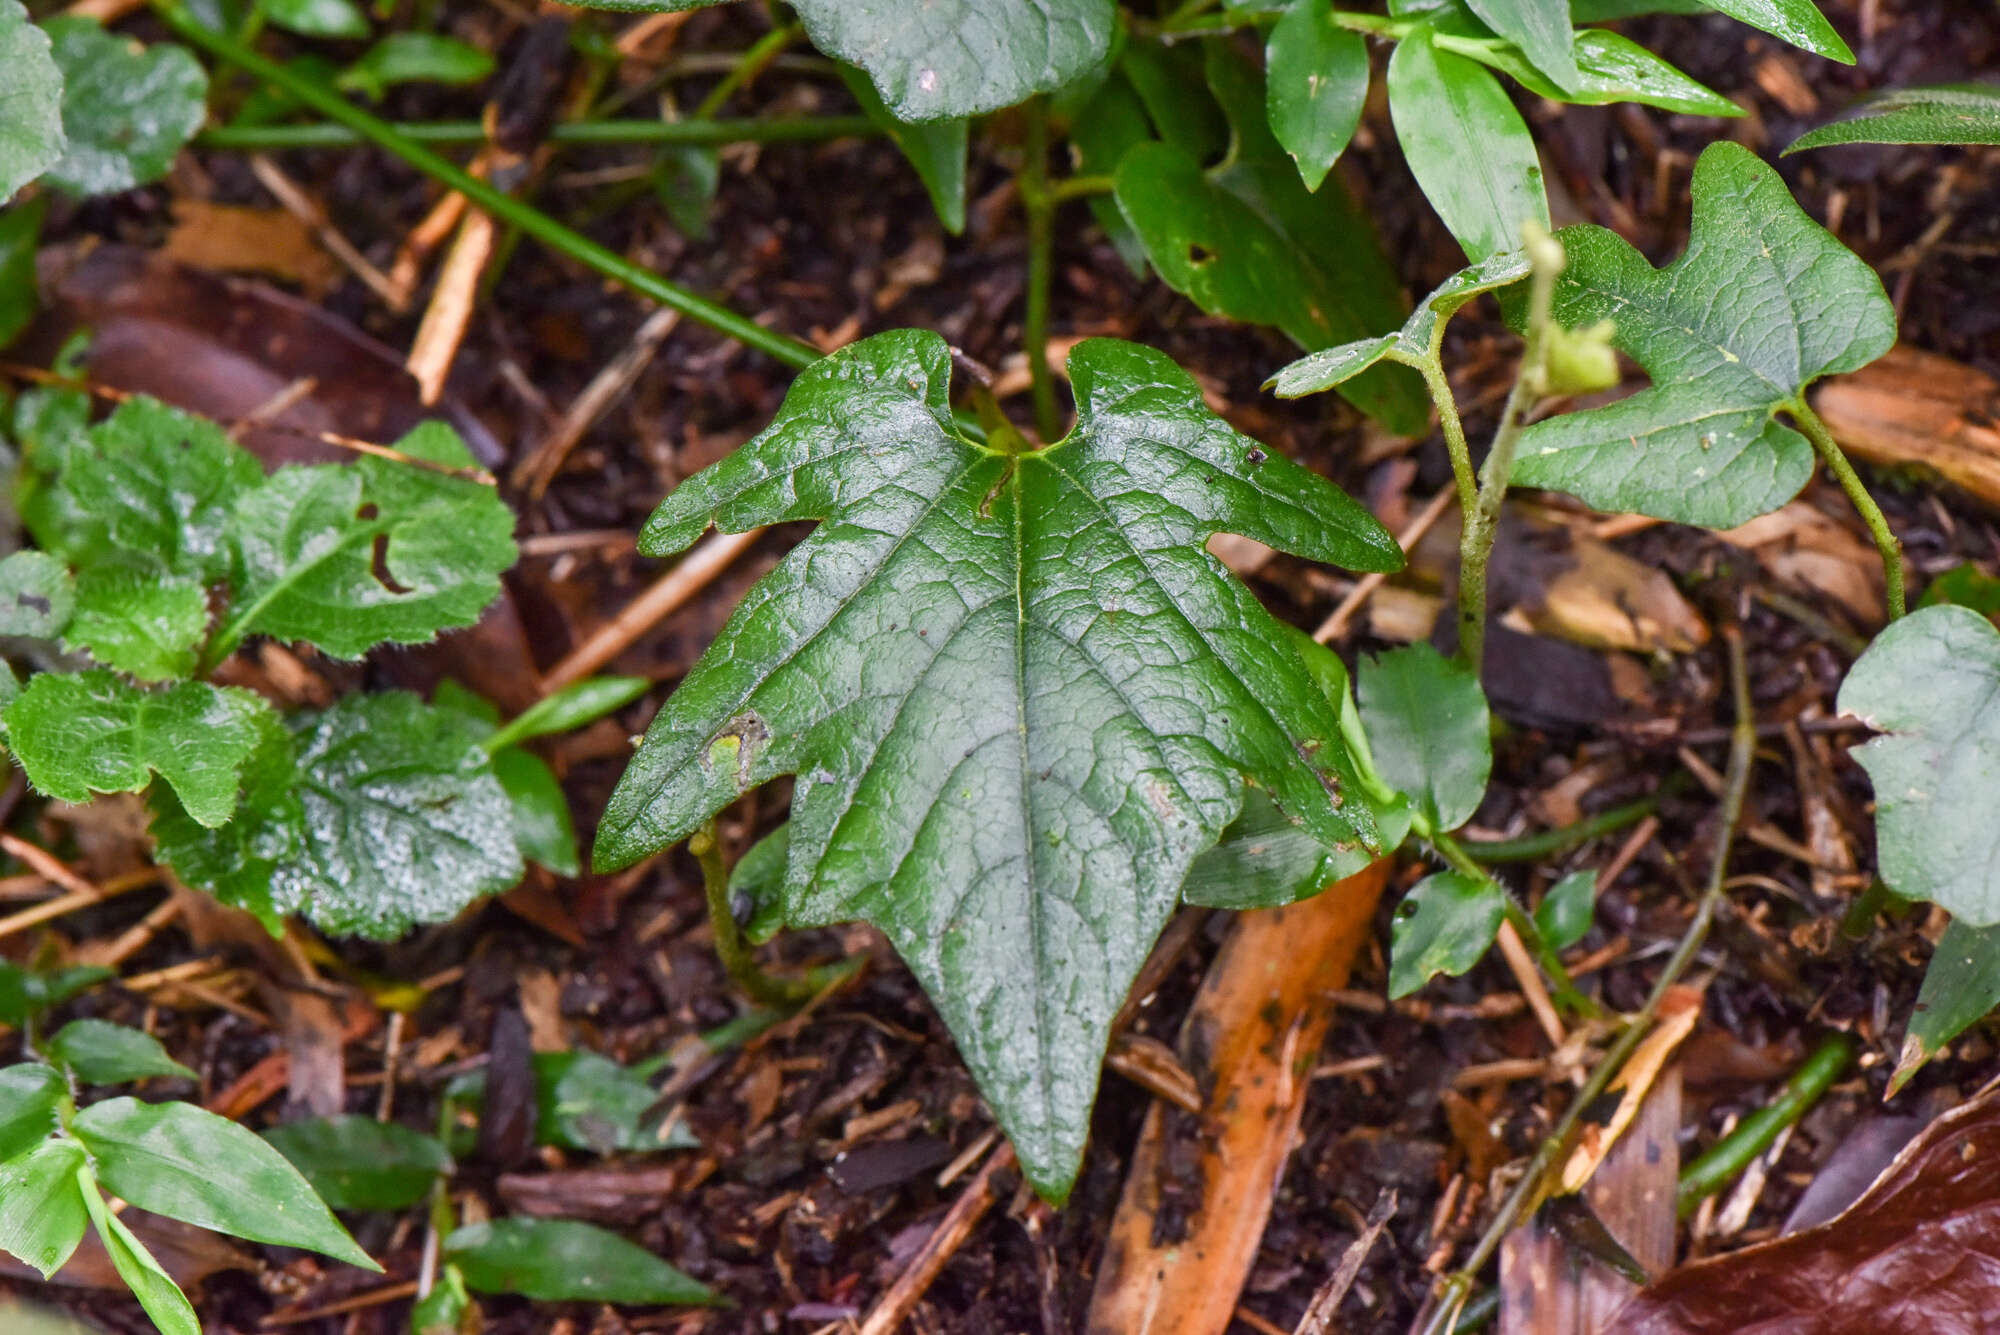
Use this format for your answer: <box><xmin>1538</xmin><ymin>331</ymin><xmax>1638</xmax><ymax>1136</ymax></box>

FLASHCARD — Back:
<box><xmin>42</xmin><ymin>19</ymin><xmax>206</xmax><ymax>197</ymax></box>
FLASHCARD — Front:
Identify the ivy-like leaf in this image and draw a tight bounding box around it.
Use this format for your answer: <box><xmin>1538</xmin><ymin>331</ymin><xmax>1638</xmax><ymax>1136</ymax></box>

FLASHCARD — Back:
<box><xmin>3</xmin><ymin>671</ymin><xmax>273</xmax><ymax>827</ymax></box>
<box><xmin>0</xmin><ymin>0</ymin><xmax>65</xmax><ymax>201</ymax></box>
<box><xmin>220</xmin><ymin>421</ymin><xmax>517</xmax><ymax>660</ymax></box>
<box><xmin>1788</xmin><ymin>84</ymin><xmax>2000</xmax><ymax>153</ymax></box>
<box><xmin>0</xmin><ymin>1140</ymin><xmax>88</xmax><ymax>1279</ymax></box>
<box><xmin>65</xmin><ymin>566</ymin><xmax>209</xmax><ymax>681</ymax></box>
<box><xmin>0</xmin><ymin>550</ymin><xmax>75</xmax><ymax>639</ymax></box>
<box><xmin>1839</xmin><ymin>604</ymin><xmax>2000</xmax><ymax>926</ymax></box>
<box><xmin>1512</xmin><ymin>142</ymin><xmax>1896</xmax><ymax>529</ymax></box>
<box><xmin>1389</xmin><ymin>870</ymin><xmax>1505</xmax><ymax>998</ymax></box>
<box><xmin>1357</xmin><ymin>642</ymin><xmax>1491</xmax><ymax>835</ymax></box>
<box><xmin>596</xmin><ymin>330</ymin><xmax>1401</xmax><ymax>1200</ymax></box>
<box><xmin>1265</xmin><ymin>0</ymin><xmax>1368</xmax><ymax>191</ymax></box>
<box><xmin>41</xmin><ymin>19</ymin><xmax>206</xmax><ymax>197</ymax></box>
<box><xmin>154</xmin><ymin>692</ymin><xmax>522</xmax><ymax>937</ymax></box>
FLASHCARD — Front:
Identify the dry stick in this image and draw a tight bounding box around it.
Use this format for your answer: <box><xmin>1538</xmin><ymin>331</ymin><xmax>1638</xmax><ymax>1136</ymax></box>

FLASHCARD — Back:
<box><xmin>247</xmin><ymin>155</ymin><xmax>404</xmax><ymax>309</ymax></box>
<box><xmin>407</xmin><ymin>205</ymin><xmax>497</xmax><ymax>405</ymax></box>
<box><xmin>1414</xmin><ymin>625</ymin><xmax>1757</xmax><ymax>1335</ymax></box>
<box><xmin>0</xmin><ymin>833</ymin><xmax>104</xmax><ymax>898</ymax></box>
<box><xmin>388</xmin><ymin>153</ymin><xmax>485</xmax><ymax>306</ymax></box>
<box><xmin>1296</xmin><ymin>1190</ymin><xmax>1398</xmax><ymax>1335</ymax></box>
<box><xmin>81</xmin><ymin>895</ymin><xmax>184</xmax><ymax>968</ymax></box>
<box><xmin>857</xmin><ymin>1141</ymin><xmax>1016</xmax><ymax>1335</ymax></box>
<box><xmin>513</xmin><ymin>305</ymin><xmax>684</xmax><ymax>495</ymax></box>
<box><xmin>1493</xmin><ymin>920</ymin><xmax>1564</xmax><ymax>1049</ymax></box>
<box><xmin>539</xmin><ymin>527</ymin><xmax>764</xmax><ymax>692</ymax></box>
<box><xmin>1314</xmin><ymin>486</ymin><xmax>1458</xmax><ymax>644</ymax></box>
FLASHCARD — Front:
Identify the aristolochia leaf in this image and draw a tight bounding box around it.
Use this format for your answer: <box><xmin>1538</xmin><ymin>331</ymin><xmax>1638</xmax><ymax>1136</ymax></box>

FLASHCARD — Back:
<box><xmin>1839</xmin><ymin>604</ymin><xmax>2000</xmax><ymax>927</ymax></box>
<box><xmin>1512</xmin><ymin>141</ymin><xmax>1896</xmax><ymax>528</ymax></box>
<box><xmin>0</xmin><ymin>0</ymin><xmax>64</xmax><ymax>202</ymax></box>
<box><xmin>596</xmin><ymin>330</ymin><xmax>1401</xmax><ymax>1200</ymax></box>
<box><xmin>41</xmin><ymin>18</ymin><xmax>206</xmax><ymax>197</ymax></box>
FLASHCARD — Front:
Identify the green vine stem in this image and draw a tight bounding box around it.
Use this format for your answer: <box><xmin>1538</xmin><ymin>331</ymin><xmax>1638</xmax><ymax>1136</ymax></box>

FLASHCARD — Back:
<box><xmin>689</xmin><ymin>819</ymin><xmax>818</xmax><ymax>1009</ymax></box>
<box><xmin>197</xmin><ymin>115</ymin><xmax>878</xmax><ymax>152</ymax></box>
<box><xmin>1462</xmin><ymin>780</ymin><xmax>1682</xmax><ymax>864</ymax></box>
<box><xmin>1416</xmin><ymin>625</ymin><xmax>1757</xmax><ymax>1335</ymax></box>
<box><xmin>1420</xmin><ymin>361</ymin><xmax>1479</xmax><ymax>517</ymax></box>
<box><xmin>1020</xmin><ymin>96</ymin><xmax>1063</xmax><ymax>444</ymax></box>
<box><xmin>1675</xmin><ymin>1030</ymin><xmax>1855</xmax><ymax>1218</ymax></box>
<box><xmin>690</xmin><ymin>20</ymin><xmax>804</xmax><ymax>120</ymax></box>
<box><xmin>156</xmin><ymin>0</ymin><xmax>823</xmax><ymax>373</ymax></box>
<box><xmin>1790</xmin><ymin>399</ymin><xmax>1906</xmax><ymax>620</ymax></box>
<box><xmin>1457</xmin><ymin>225</ymin><xmax>1563</xmax><ymax>675</ymax></box>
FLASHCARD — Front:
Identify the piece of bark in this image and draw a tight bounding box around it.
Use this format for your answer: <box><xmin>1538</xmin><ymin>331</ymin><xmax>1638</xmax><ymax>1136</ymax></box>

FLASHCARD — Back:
<box><xmin>1086</xmin><ymin>858</ymin><xmax>1391</xmax><ymax>1335</ymax></box>
<box><xmin>1814</xmin><ymin>345</ymin><xmax>2000</xmax><ymax>511</ymax></box>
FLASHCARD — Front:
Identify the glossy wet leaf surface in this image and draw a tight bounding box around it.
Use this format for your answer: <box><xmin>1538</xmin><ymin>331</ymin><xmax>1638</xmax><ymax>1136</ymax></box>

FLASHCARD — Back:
<box><xmin>262</xmin><ymin>1115</ymin><xmax>452</xmax><ymax>1211</ymax></box>
<box><xmin>1694</xmin><ymin>0</ymin><xmax>1851</xmax><ymax>64</ymax></box>
<box><xmin>0</xmin><ymin>0</ymin><xmax>64</xmax><ymax>200</ymax></box>
<box><xmin>41</xmin><ymin>19</ymin><xmax>206</xmax><ymax>197</ymax></box>
<box><xmin>1456</xmin><ymin>27</ymin><xmax>1739</xmax><ymax>116</ymax></box>
<box><xmin>1788</xmin><ymin>83</ymin><xmax>2000</xmax><ymax>152</ymax></box>
<box><xmin>1265</xmin><ymin>0</ymin><xmax>1368</xmax><ymax>191</ymax></box>
<box><xmin>47</xmin><ymin>1019</ymin><xmax>197</xmax><ymax>1084</ymax></box>
<box><xmin>0</xmin><ymin>1140</ymin><xmax>88</xmax><ymax>1279</ymax></box>
<box><xmin>446</xmin><ymin>1218</ymin><xmax>717</xmax><ymax>1305</ymax></box>
<box><xmin>65</xmin><ymin>567</ymin><xmax>208</xmax><ymax>682</ymax></box>
<box><xmin>1389</xmin><ymin>870</ymin><xmax>1505</xmax><ymax>998</ymax></box>
<box><xmin>1357</xmin><ymin>643</ymin><xmax>1492</xmax><ymax>835</ymax></box>
<box><xmin>1513</xmin><ymin>142</ymin><xmax>1895</xmax><ymax>528</ymax></box>
<box><xmin>597</xmin><ymin>330</ymin><xmax>1399</xmax><ymax>1200</ymax></box>
<box><xmin>0</xmin><ymin>551</ymin><xmax>74</xmax><ymax>639</ymax></box>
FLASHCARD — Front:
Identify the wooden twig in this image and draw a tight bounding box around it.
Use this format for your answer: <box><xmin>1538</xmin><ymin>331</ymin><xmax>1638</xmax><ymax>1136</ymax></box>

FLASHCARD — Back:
<box><xmin>1494</xmin><ymin>919</ymin><xmax>1565</xmax><ymax>1049</ymax></box>
<box><xmin>1295</xmin><ymin>1190</ymin><xmax>1398</xmax><ymax>1335</ymax></box>
<box><xmin>407</xmin><ymin>206</ymin><xmax>496</xmax><ymax>405</ymax></box>
<box><xmin>856</xmin><ymin>1141</ymin><xmax>1015</xmax><ymax>1335</ymax></box>
<box><xmin>247</xmin><ymin>155</ymin><xmax>404</xmax><ymax>309</ymax></box>
<box><xmin>541</xmin><ymin>528</ymin><xmax>765</xmax><ymax>692</ymax></box>
<box><xmin>514</xmin><ymin>306</ymin><xmax>683</xmax><ymax>495</ymax></box>
<box><xmin>1315</xmin><ymin>487</ymin><xmax>1457</xmax><ymax>644</ymax></box>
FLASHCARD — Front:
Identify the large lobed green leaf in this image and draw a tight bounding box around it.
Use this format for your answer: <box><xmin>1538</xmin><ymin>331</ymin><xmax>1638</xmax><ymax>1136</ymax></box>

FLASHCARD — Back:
<box><xmin>596</xmin><ymin>330</ymin><xmax>1400</xmax><ymax>1200</ymax></box>
<box><xmin>0</xmin><ymin>0</ymin><xmax>65</xmax><ymax>201</ymax></box>
<box><xmin>1512</xmin><ymin>141</ymin><xmax>1895</xmax><ymax>529</ymax></box>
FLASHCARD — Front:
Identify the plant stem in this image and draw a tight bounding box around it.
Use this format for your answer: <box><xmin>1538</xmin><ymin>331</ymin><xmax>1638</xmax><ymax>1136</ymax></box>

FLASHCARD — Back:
<box><xmin>1675</xmin><ymin>1031</ymin><xmax>1854</xmax><ymax>1218</ymax></box>
<box><xmin>1430</xmin><ymin>831</ymin><xmax>1597</xmax><ymax>1018</ymax></box>
<box><xmin>1020</xmin><ymin>96</ymin><xmax>1062</xmax><ymax>444</ymax></box>
<box><xmin>156</xmin><ymin>1</ymin><xmax>822</xmax><ymax>372</ymax></box>
<box><xmin>197</xmin><ymin>115</ymin><xmax>878</xmax><ymax>151</ymax></box>
<box><xmin>1461</xmin><ymin>783</ymin><xmax>1676</xmax><ymax>864</ymax></box>
<box><xmin>1791</xmin><ymin>399</ymin><xmax>1905</xmax><ymax>620</ymax></box>
<box><xmin>690</xmin><ymin>819</ymin><xmax>817</xmax><ymax>1009</ymax></box>
<box><xmin>1415</xmin><ymin>626</ymin><xmax>1757</xmax><ymax>1335</ymax></box>
<box><xmin>1420</xmin><ymin>359</ymin><xmax>1478</xmax><ymax>516</ymax></box>
<box><xmin>1457</xmin><ymin>228</ymin><xmax>1562</xmax><ymax>675</ymax></box>
<box><xmin>691</xmin><ymin>20</ymin><xmax>803</xmax><ymax>120</ymax></box>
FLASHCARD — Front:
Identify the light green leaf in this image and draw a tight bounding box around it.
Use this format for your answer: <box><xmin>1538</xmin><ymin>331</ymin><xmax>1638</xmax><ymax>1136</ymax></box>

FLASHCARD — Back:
<box><xmin>492</xmin><ymin>747</ymin><xmax>578</xmax><ymax>877</ymax></box>
<box><xmin>47</xmin><ymin>1020</ymin><xmax>196</xmax><ymax>1084</ymax></box>
<box><xmin>1388</xmin><ymin>25</ymin><xmax>1549</xmax><ymax>263</ymax></box>
<box><xmin>1464</xmin><ymin>0</ymin><xmax>1578</xmax><ymax>90</ymax></box>
<box><xmin>838</xmin><ymin>64</ymin><xmax>966</xmax><ymax>234</ymax></box>
<box><xmin>1697</xmin><ymin>0</ymin><xmax>1851</xmax><ymax>63</ymax></box>
<box><xmin>0</xmin><ymin>550</ymin><xmax>75</xmax><ymax>638</ymax></box>
<box><xmin>486</xmin><ymin>676</ymin><xmax>648</xmax><ymax>750</ymax></box>
<box><xmin>445</xmin><ymin>1218</ymin><xmax>718</xmax><ymax>1305</ymax></box>
<box><xmin>1266</xmin><ymin>0</ymin><xmax>1368</xmax><ymax>191</ymax></box>
<box><xmin>1512</xmin><ymin>141</ymin><xmax>1895</xmax><ymax>528</ymax></box>
<box><xmin>1447</xmin><ymin>28</ymin><xmax>1740</xmax><ymax>117</ymax></box>
<box><xmin>336</xmin><ymin>33</ymin><xmax>493</xmax><ymax>99</ymax></box>
<box><xmin>537</xmin><ymin>1050</ymin><xmax>688</xmax><ymax>1153</ymax></box>
<box><xmin>223</xmin><ymin>421</ymin><xmax>517</xmax><ymax>660</ymax></box>
<box><xmin>1357</xmin><ymin>642</ymin><xmax>1491</xmax><ymax>834</ymax></box>
<box><xmin>154</xmin><ymin>692</ymin><xmax>523</xmax><ymax>938</ymax></box>
<box><xmin>1270</xmin><ymin>248</ymin><xmax>1532</xmax><ymax>396</ymax></box>
<box><xmin>0</xmin><ymin>1141</ymin><xmax>88</xmax><ymax>1279</ymax></box>
<box><xmin>1534</xmin><ymin>869</ymin><xmax>1596</xmax><ymax>950</ymax></box>
<box><xmin>0</xmin><ymin>965</ymin><xmax>112</xmax><ymax>1026</ymax></box>
<box><xmin>410</xmin><ymin>1263</ymin><xmax>473</xmax><ymax>1335</ymax></box>
<box><xmin>1389</xmin><ymin>870</ymin><xmax>1505</xmax><ymax>998</ymax></box>
<box><xmin>1920</xmin><ymin>564</ymin><xmax>2000</xmax><ymax>620</ymax></box>
<box><xmin>1894</xmin><ymin>916</ymin><xmax>2000</xmax><ymax>1093</ymax></box>
<box><xmin>1839</xmin><ymin>604</ymin><xmax>2000</xmax><ymax>926</ymax></box>
<box><xmin>260</xmin><ymin>0</ymin><xmax>369</xmax><ymax>39</ymax></box>
<box><xmin>71</xmin><ymin>1096</ymin><xmax>379</xmax><ymax>1269</ymax></box>
<box><xmin>0</xmin><ymin>1</ymin><xmax>64</xmax><ymax>201</ymax></box>
<box><xmin>0</xmin><ymin>196</ymin><xmax>48</xmax><ymax>345</ymax></box>
<box><xmin>42</xmin><ymin>19</ymin><xmax>206</xmax><ymax>197</ymax></box>
<box><xmin>1788</xmin><ymin>83</ymin><xmax>2000</xmax><ymax>153</ymax></box>
<box><xmin>77</xmin><ymin>1168</ymin><xmax>201</xmax><ymax>1335</ymax></box>
<box><xmin>3</xmin><ymin>671</ymin><xmax>272</xmax><ymax>827</ymax></box>
<box><xmin>0</xmin><ymin>1064</ymin><xmax>64</xmax><ymax>1163</ymax></box>
<box><xmin>65</xmin><ymin>566</ymin><xmax>209</xmax><ymax>681</ymax></box>
<box><xmin>595</xmin><ymin>330</ymin><xmax>1400</xmax><ymax>1200</ymax></box>
<box><xmin>262</xmin><ymin>1115</ymin><xmax>452</xmax><ymax>1211</ymax></box>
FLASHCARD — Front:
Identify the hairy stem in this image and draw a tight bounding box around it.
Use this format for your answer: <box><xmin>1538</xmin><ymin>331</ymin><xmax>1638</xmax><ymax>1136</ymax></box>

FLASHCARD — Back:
<box><xmin>1792</xmin><ymin>399</ymin><xmax>1905</xmax><ymax>621</ymax></box>
<box><xmin>690</xmin><ymin>820</ymin><xmax>817</xmax><ymax>1009</ymax></box>
<box><xmin>1020</xmin><ymin>96</ymin><xmax>1062</xmax><ymax>444</ymax></box>
<box><xmin>197</xmin><ymin>115</ymin><xmax>878</xmax><ymax>151</ymax></box>
<box><xmin>1676</xmin><ymin>1031</ymin><xmax>1854</xmax><ymax>1218</ymax></box>
<box><xmin>1419</xmin><ymin>359</ymin><xmax>1478</xmax><ymax>516</ymax></box>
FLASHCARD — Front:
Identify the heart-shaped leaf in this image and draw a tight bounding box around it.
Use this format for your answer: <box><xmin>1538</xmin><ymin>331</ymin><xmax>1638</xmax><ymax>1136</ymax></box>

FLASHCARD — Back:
<box><xmin>0</xmin><ymin>0</ymin><xmax>64</xmax><ymax>200</ymax></box>
<box><xmin>41</xmin><ymin>19</ymin><xmax>206</xmax><ymax>197</ymax></box>
<box><xmin>596</xmin><ymin>330</ymin><xmax>1400</xmax><ymax>1200</ymax></box>
<box><xmin>1512</xmin><ymin>141</ymin><xmax>1895</xmax><ymax>529</ymax></box>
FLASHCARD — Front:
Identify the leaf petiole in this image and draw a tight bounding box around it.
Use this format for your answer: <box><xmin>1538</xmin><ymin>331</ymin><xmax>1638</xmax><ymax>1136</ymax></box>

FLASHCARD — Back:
<box><xmin>1789</xmin><ymin>397</ymin><xmax>1906</xmax><ymax>620</ymax></box>
<box><xmin>689</xmin><ymin>820</ymin><xmax>819</xmax><ymax>1010</ymax></box>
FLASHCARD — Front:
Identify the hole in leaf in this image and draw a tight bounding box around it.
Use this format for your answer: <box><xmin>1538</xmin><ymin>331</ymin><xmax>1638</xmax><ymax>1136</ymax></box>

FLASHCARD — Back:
<box><xmin>1187</xmin><ymin>243</ymin><xmax>1216</xmax><ymax>268</ymax></box>
<box><xmin>370</xmin><ymin>534</ymin><xmax>412</xmax><ymax>594</ymax></box>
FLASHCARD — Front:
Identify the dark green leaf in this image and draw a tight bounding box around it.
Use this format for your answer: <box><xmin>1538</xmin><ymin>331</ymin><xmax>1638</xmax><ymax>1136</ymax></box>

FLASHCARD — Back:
<box><xmin>1895</xmin><ymin>916</ymin><xmax>2000</xmax><ymax>1092</ymax></box>
<box><xmin>1450</xmin><ymin>28</ymin><xmax>1740</xmax><ymax>116</ymax></box>
<box><xmin>445</xmin><ymin>1218</ymin><xmax>718</xmax><ymax>1305</ymax></box>
<box><xmin>838</xmin><ymin>65</ymin><xmax>966</xmax><ymax>234</ymax></box>
<box><xmin>1464</xmin><ymin>0</ymin><xmax>1578</xmax><ymax>90</ymax></box>
<box><xmin>1122</xmin><ymin>38</ymin><xmax>1228</xmax><ymax>164</ymax></box>
<box><xmin>1919</xmin><ymin>564</ymin><xmax>2000</xmax><ymax>620</ymax></box>
<box><xmin>3</xmin><ymin>671</ymin><xmax>273</xmax><ymax>827</ymax></box>
<box><xmin>335</xmin><ymin>33</ymin><xmax>493</xmax><ymax>99</ymax></box>
<box><xmin>653</xmin><ymin>144</ymin><xmax>718</xmax><ymax>240</ymax></box>
<box><xmin>262</xmin><ymin>1115</ymin><xmax>452</xmax><ymax>1211</ymax></box>
<box><xmin>596</xmin><ymin>330</ymin><xmax>1399</xmax><ymax>1200</ymax></box>
<box><xmin>729</xmin><ymin>822</ymin><xmax>791</xmax><ymax>944</ymax></box>
<box><xmin>1266</xmin><ymin>0</ymin><xmax>1368</xmax><ymax>191</ymax></box>
<box><xmin>260</xmin><ymin>0</ymin><xmax>369</xmax><ymax>39</ymax></box>
<box><xmin>77</xmin><ymin>1171</ymin><xmax>200</xmax><ymax>1335</ymax></box>
<box><xmin>1534</xmin><ymin>869</ymin><xmax>1596</xmax><ymax>950</ymax></box>
<box><xmin>1788</xmin><ymin>83</ymin><xmax>2000</xmax><ymax>153</ymax></box>
<box><xmin>1180</xmin><ymin>786</ymin><xmax>1394</xmax><ymax>909</ymax></box>
<box><xmin>0</xmin><ymin>1064</ymin><xmax>64</xmax><ymax>1163</ymax></box>
<box><xmin>1067</xmin><ymin>70</ymin><xmax>1152</xmax><ymax>276</ymax></box>
<box><xmin>223</xmin><ymin>422</ymin><xmax>517</xmax><ymax>660</ymax></box>
<box><xmin>0</xmin><ymin>965</ymin><xmax>112</xmax><ymax>1026</ymax></box>
<box><xmin>1512</xmin><ymin>141</ymin><xmax>1895</xmax><ymax>528</ymax></box>
<box><xmin>1389</xmin><ymin>870</ymin><xmax>1505</xmax><ymax>998</ymax></box>
<box><xmin>538</xmin><ymin>1050</ymin><xmax>688</xmax><ymax>1152</ymax></box>
<box><xmin>1357</xmin><ymin>642</ymin><xmax>1491</xmax><ymax>835</ymax></box>
<box><xmin>41</xmin><ymin>19</ymin><xmax>206</xmax><ymax>197</ymax></box>
<box><xmin>794</xmin><ymin>0</ymin><xmax>1115</xmax><ymax>122</ymax></box>
<box><xmin>1387</xmin><ymin>25</ymin><xmax>1549</xmax><ymax>262</ymax></box>
<box><xmin>0</xmin><ymin>550</ymin><xmax>74</xmax><ymax>638</ymax></box>
<box><xmin>0</xmin><ymin>197</ymin><xmax>48</xmax><ymax>346</ymax></box>
<box><xmin>486</xmin><ymin>676</ymin><xmax>648</xmax><ymax>750</ymax></box>
<box><xmin>65</xmin><ymin>566</ymin><xmax>209</xmax><ymax>681</ymax></box>
<box><xmin>0</xmin><ymin>1140</ymin><xmax>88</xmax><ymax>1279</ymax></box>
<box><xmin>148</xmin><ymin>706</ymin><xmax>301</xmax><ymax>929</ymax></box>
<box><xmin>48</xmin><ymin>1020</ymin><xmax>196</xmax><ymax>1084</ymax></box>
<box><xmin>1840</xmin><ymin>605</ymin><xmax>2000</xmax><ymax>926</ymax></box>
<box><xmin>1568</xmin><ymin>0</ymin><xmax>1709</xmax><ymax>17</ymax></box>
<box><xmin>71</xmin><ymin>1096</ymin><xmax>379</xmax><ymax>1269</ymax></box>
<box><xmin>492</xmin><ymin>747</ymin><xmax>578</xmax><ymax>877</ymax></box>
<box><xmin>1697</xmin><ymin>0</ymin><xmax>1851</xmax><ymax>63</ymax></box>
<box><xmin>0</xmin><ymin>1</ymin><xmax>64</xmax><ymax>201</ymax></box>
